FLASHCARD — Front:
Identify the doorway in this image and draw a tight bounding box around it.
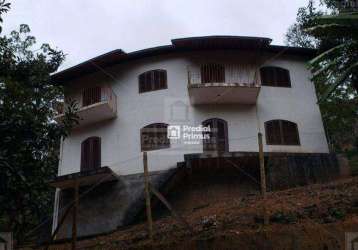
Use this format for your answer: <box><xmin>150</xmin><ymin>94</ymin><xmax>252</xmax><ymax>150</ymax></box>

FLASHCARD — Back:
<box><xmin>202</xmin><ymin>118</ymin><xmax>228</xmax><ymax>153</ymax></box>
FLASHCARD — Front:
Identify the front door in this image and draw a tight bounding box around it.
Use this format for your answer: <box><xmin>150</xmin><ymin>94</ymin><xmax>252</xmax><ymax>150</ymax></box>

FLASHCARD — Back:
<box><xmin>202</xmin><ymin>118</ymin><xmax>228</xmax><ymax>153</ymax></box>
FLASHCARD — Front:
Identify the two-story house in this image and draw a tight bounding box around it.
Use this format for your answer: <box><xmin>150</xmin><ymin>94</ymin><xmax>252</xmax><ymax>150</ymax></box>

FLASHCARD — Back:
<box><xmin>49</xmin><ymin>36</ymin><xmax>338</xmax><ymax>239</ymax></box>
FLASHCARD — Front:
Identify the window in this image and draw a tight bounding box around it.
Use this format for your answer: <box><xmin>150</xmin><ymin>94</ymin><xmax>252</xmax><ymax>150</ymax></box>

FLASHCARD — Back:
<box><xmin>82</xmin><ymin>86</ymin><xmax>102</xmax><ymax>106</ymax></box>
<box><xmin>265</xmin><ymin>120</ymin><xmax>300</xmax><ymax>145</ymax></box>
<box><xmin>141</xmin><ymin>123</ymin><xmax>170</xmax><ymax>151</ymax></box>
<box><xmin>81</xmin><ymin>136</ymin><xmax>101</xmax><ymax>172</ymax></box>
<box><xmin>139</xmin><ymin>70</ymin><xmax>167</xmax><ymax>93</ymax></box>
<box><xmin>200</xmin><ymin>63</ymin><xmax>225</xmax><ymax>83</ymax></box>
<box><xmin>202</xmin><ymin>118</ymin><xmax>228</xmax><ymax>152</ymax></box>
<box><xmin>260</xmin><ymin>67</ymin><xmax>291</xmax><ymax>87</ymax></box>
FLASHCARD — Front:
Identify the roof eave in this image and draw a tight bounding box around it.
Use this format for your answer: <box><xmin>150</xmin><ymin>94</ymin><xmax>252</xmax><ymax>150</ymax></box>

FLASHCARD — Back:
<box><xmin>51</xmin><ymin>36</ymin><xmax>317</xmax><ymax>85</ymax></box>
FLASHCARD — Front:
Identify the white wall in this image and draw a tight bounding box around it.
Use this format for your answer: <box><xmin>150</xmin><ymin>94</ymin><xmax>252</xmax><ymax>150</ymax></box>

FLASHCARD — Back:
<box><xmin>258</xmin><ymin>56</ymin><xmax>328</xmax><ymax>153</ymax></box>
<box><xmin>59</xmin><ymin>50</ymin><xmax>329</xmax><ymax>176</ymax></box>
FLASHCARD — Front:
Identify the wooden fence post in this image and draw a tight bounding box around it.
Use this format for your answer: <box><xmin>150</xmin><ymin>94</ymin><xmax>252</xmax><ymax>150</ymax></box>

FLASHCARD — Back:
<box><xmin>149</xmin><ymin>184</ymin><xmax>194</xmax><ymax>234</ymax></box>
<box><xmin>258</xmin><ymin>132</ymin><xmax>266</xmax><ymax>196</ymax></box>
<box><xmin>258</xmin><ymin>132</ymin><xmax>269</xmax><ymax>225</ymax></box>
<box><xmin>143</xmin><ymin>151</ymin><xmax>153</xmax><ymax>240</ymax></box>
<box><xmin>45</xmin><ymin>202</ymin><xmax>74</xmax><ymax>250</ymax></box>
<box><xmin>71</xmin><ymin>182</ymin><xmax>79</xmax><ymax>250</ymax></box>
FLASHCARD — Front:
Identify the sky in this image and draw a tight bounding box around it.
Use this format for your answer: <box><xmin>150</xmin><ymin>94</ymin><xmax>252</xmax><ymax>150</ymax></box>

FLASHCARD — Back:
<box><xmin>2</xmin><ymin>0</ymin><xmax>309</xmax><ymax>71</ymax></box>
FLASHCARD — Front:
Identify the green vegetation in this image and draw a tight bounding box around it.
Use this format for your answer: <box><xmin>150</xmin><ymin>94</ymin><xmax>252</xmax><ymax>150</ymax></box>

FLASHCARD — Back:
<box><xmin>286</xmin><ymin>0</ymin><xmax>358</xmax><ymax>153</ymax></box>
<box><xmin>346</xmin><ymin>148</ymin><xmax>358</xmax><ymax>175</ymax></box>
<box><xmin>0</xmin><ymin>2</ymin><xmax>78</xmax><ymax>243</ymax></box>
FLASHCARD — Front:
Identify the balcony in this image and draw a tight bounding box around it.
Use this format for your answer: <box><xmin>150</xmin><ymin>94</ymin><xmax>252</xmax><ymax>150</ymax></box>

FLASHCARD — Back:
<box><xmin>55</xmin><ymin>85</ymin><xmax>117</xmax><ymax>128</ymax></box>
<box><xmin>49</xmin><ymin>167</ymin><xmax>118</xmax><ymax>189</ymax></box>
<box><xmin>187</xmin><ymin>64</ymin><xmax>260</xmax><ymax>105</ymax></box>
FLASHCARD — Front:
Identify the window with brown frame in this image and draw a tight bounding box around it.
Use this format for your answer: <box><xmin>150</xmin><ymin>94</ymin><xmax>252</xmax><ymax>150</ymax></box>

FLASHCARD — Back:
<box><xmin>260</xmin><ymin>67</ymin><xmax>291</xmax><ymax>87</ymax></box>
<box><xmin>141</xmin><ymin>123</ymin><xmax>170</xmax><ymax>151</ymax></box>
<box><xmin>139</xmin><ymin>69</ymin><xmax>167</xmax><ymax>93</ymax></box>
<box><xmin>81</xmin><ymin>136</ymin><xmax>101</xmax><ymax>172</ymax></box>
<box><xmin>82</xmin><ymin>86</ymin><xmax>102</xmax><ymax>106</ymax></box>
<box><xmin>200</xmin><ymin>63</ymin><xmax>225</xmax><ymax>83</ymax></box>
<box><xmin>265</xmin><ymin>120</ymin><xmax>300</xmax><ymax>145</ymax></box>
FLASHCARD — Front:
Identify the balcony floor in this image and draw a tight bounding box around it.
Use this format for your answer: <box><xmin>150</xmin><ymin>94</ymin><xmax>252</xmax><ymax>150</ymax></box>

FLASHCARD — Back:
<box><xmin>55</xmin><ymin>101</ymin><xmax>117</xmax><ymax>128</ymax></box>
<box><xmin>188</xmin><ymin>83</ymin><xmax>260</xmax><ymax>105</ymax></box>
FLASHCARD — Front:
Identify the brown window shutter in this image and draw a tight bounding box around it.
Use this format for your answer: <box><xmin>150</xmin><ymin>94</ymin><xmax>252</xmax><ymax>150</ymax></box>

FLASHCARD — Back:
<box><xmin>282</xmin><ymin>121</ymin><xmax>300</xmax><ymax>145</ymax></box>
<box><xmin>260</xmin><ymin>67</ymin><xmax>274</xmax><ymax>86</ymax></box>
<box><xmin>80</xmin><ymin>136</ymin><xmax>101</xmax><ymax>172</ymax></box>
<box><xmin>139</xmin><ymin>74</ymin><xmax>146</xmax><ymax>93</ymax></box>
<box><xmin>80</xmin><ymin>140</ymin><xmax>86</xmax><ymax>171</ymax></box>
<box><xmin>202</xmin><ymin>118</ymin><xmax>228</xmax><ymax>153</ymax></box>
<box><xmin>138</xmin><ymin>70</ymin><xmax>167</xmax><ymax>93</ymax></box>
<box><xmin>153</xmin><ymin>70</ymin><xmax>160</xmax><ymax>90</ymax></box>
<box><xmin>265</xmin><ymin>120</ymin><xmax>281</xmax><ymax>145</ymax></box>
<box><xmin>265</xmin><ymin>120</ymin><xmax>300</xmax><ymax>145</ymax></box>
<box><xmin>89</xmin><ymin>138</ymin><xmax>94</xmax><ymax>169</ymax></box>
<box><xmin>276</xmin><ymin>68</ymin><xmax>291</xmax><ymax>87</ymax></box>
<box><xmin>160</xmin><ymin>70</ymin><xmax>167</xmax><ymax>89</ymax></box>
<box><xmin>260</xmin><ymin>67</ymin><xmax>291</xmax><ymax>87</ymax></box>
<box><xmin>93</xmin><ymin>137</ymin><xmax>101</xmax><ymax>168</ymax></box>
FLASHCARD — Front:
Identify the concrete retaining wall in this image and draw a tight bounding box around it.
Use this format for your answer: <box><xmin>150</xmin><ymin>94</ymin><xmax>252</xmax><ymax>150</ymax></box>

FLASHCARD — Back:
<box><xmin>56</xmin><ymin>169</ymin><xmax>176</xmax><ymax>239</ymax></box>
<box><xmin>54</xmin><ymin>153</ymin><xmax>339</xmax><ymax>240</ymax></box>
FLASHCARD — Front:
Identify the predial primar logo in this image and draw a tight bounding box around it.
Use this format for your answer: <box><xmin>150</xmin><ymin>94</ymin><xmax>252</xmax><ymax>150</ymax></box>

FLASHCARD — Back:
<box><xmin>167</xmin><ymin>125</ymin><xmax>181</xmax><ymax>139</ymax></box>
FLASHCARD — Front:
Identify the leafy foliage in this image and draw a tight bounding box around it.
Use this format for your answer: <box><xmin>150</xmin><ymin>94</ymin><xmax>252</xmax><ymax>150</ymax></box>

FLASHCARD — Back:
<box><xmin>0</xmin><ymin>0</ymin><xmax>10</xmax><ymax>33</ymax></box>
<box><xmin>286</xmin><ymin>0</ymin><xmax>358</xmax><ymax>151</ymax></box>
<box><xmin>306</xmin><ymin>11</ymin><xmax>358</xmax><ymax>98</ymax></box>
<box><xmin>0</xmin><ymin>24</ymin><xmax>78</xmax><ymax>243</ymax></box>
<box><xmin>285</xmin><ymin>0</ymin><xmax>322</xmax><ymax>48</ymax></box>
<box><xmin>306</xmin><ymin>3</ymin><xmax>358</xmax><ymax>150</ymax></box>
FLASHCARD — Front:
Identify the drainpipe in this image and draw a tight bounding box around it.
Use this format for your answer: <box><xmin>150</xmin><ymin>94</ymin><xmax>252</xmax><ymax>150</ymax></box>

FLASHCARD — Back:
<box><xmin>52</xmin><ymin>136</ymin><xmax>64</xmax><ymax>235</ymax></box>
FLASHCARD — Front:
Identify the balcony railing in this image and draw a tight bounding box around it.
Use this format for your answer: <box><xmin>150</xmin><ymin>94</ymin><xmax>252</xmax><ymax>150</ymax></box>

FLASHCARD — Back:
<box><xmin>54</xmin><ymin>85</ymin><xmax>117</xmax><ymax>128</ymax></box>
<box><xmin>188</xmin><ymin>64</ymin><xmax>260</xmax><ymax>86</ymax></box>
<box><xmin>187</xmin><ymin>64</ymin><xmax>261</xmax><ymax>104</ymax></box>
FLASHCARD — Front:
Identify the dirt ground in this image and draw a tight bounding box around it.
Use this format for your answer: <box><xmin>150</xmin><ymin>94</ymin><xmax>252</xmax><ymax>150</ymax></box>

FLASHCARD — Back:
<box><xmin>39</xmin><ymin>176</ymin><xmax>358</xmax><ymax>250</ymax></box>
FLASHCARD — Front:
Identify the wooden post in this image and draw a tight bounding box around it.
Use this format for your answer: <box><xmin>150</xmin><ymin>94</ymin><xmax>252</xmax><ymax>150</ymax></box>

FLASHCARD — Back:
<box><xmin>143</xmin><ymin>151</ymin><xmax>153</xmax><ymax>240</ymax></box>
<box><xmin>72</xmin><ymin>183</ymin><xmax>79</xmax><ymax>250</ymax></box>
<box><xmin>258</xmin><ymin>132</ymin><xmax>266</xmax><ymax>196</ymax></box>
<box><xmin>149</xmin><ymin>184</ymin><xmax>194</xmax><ymax>234</ymax></box>
<box><xmin>258</xmin><ymin>132</ymin><xmax>269</xmax><ymax>225</ymax></box>
<box><xmin>45</xmin><ymin>203</ymin><xmax>74</xmax><ymax>250</ymax></box>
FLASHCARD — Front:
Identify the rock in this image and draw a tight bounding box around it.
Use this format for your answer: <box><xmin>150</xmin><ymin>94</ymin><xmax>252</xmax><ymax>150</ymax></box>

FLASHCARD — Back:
<box><xmin>322</xmin><ymin>215</ymin><xmax>336</xmax><ymax>224</ymax></box>
<box><xmin>201</xmin><ymin>215</ymin><xmax>218</xmax><ymax>230</ymax></box>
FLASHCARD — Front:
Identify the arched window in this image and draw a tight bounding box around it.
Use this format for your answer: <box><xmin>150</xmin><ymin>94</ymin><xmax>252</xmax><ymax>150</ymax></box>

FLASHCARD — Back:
<box><xmin>141</xmin><ymin>123</ymin><xmax>170</xmax><ymax>151</ymax></box>
<box><xmin>82</xmin><ymin>86</ymin><xmax>102</xmax><ymax>106</ymax></box>
<box><xmin>81</xmin><ymin>136</ymin><xmax>101</xmax><ymax>172</ymax></box>
<box><xmin>202</xmin><ymin>118</ymin><xmax>228</xmax><ymax>152</ymax></box>
<box><xmin>200</xmin><ymin>63</ymin><xmax>225</xmax><ymax>83</ymax></box>
<box><xmin>260</xmin><ymin>66</ymin><xmax>291</xmax><ymax>87</ymax></box>
<box><xmin>265</xmin><ymin>120</ymin><xmax>300</xmax><ymax>145</ymax></box>
<box><xmin>139</xmin><ymin>69</ymin><xmax>167</xmax><ymax>93</ymax></box>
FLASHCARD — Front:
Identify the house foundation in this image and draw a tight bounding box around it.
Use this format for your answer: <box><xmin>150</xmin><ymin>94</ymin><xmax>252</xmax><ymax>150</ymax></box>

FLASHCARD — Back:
<box><xmin>51</xmin><ymin>152</ymin><xmax>339</xmax><ymax>241</ymax></box>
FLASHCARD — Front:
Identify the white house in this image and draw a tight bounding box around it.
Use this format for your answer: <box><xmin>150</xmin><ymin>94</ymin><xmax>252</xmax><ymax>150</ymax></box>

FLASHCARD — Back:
<box><xmin>49</xmin><ymin>36</ymin><xmax>337</xmax><ymax>239</ymax></box>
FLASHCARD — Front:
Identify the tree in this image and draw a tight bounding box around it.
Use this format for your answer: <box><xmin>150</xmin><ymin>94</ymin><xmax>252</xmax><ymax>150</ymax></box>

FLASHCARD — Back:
<box><xmin>0</xmin><ymin>23</ymin><xmax>78</xmax><ymax>243</ymax></box>
<box><xmin>0</xmin><ymin>0</ymin><xmax>10</xmax><ymax>33</ymax></box>
<box><xmin>306</xmin><ymin>10</ymin><xmax>358</xmax><ymax>98</ymax></box>
<box><xmin>286</xmin><ymin>0</ymin><xmax>358</xmax><ymax>151</ymax></box>
<box><xmin>306</xmin><ymin>2</ymin><xmax>358</xmax><ymax>151</ymax></box>
<box><xmin>285</xmin><ymin>0</ymin><xmax>322</xmax><ymax>48</ymax></box>
<box><xmin>287</xmin><ymin>0</ymin><xmax>357</xmax><ymax>98</ymax></box>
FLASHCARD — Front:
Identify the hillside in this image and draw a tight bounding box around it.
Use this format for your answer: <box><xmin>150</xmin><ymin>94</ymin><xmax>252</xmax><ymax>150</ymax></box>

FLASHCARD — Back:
<box><xmin>40</xmin><ymin>176</ymin><xmax>358</xmax><ymax>250</ymax></box>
